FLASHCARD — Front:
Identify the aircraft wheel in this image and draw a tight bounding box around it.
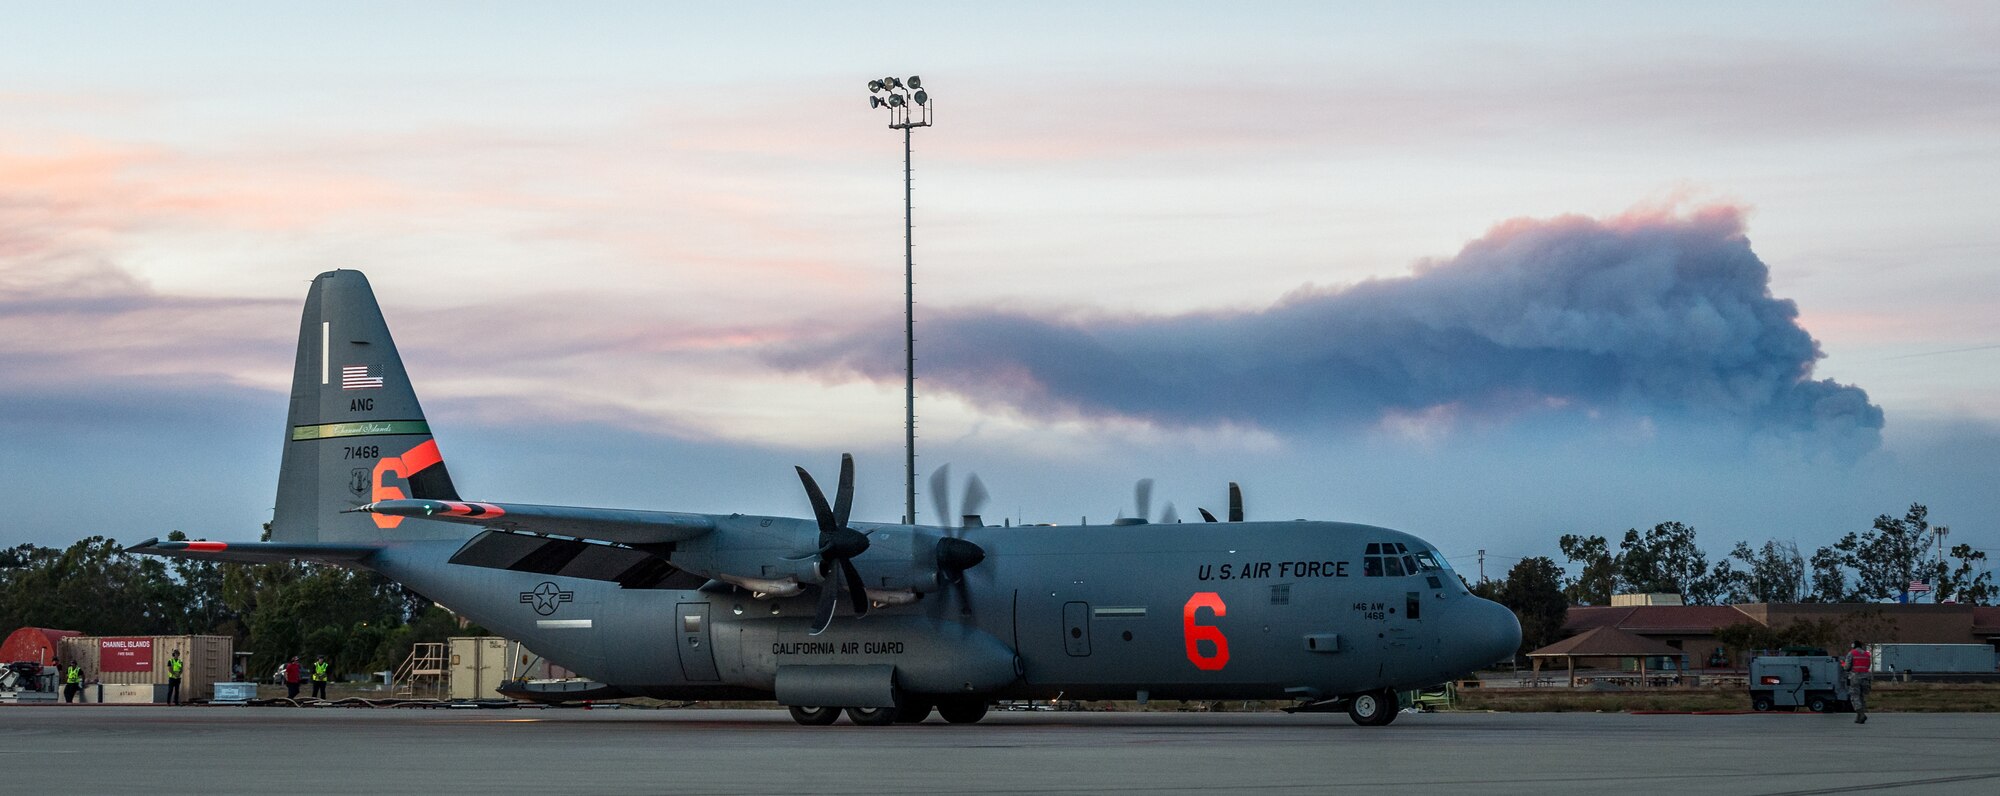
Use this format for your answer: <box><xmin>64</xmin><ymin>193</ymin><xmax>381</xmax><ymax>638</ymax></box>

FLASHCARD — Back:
<box><xmin>1347</xmin><ymin>690</ymin><xmax>1398</xmax><ymax>727</ymax></box>
<box><xmin>788</xmin><ymin>705</ymin><xmax>840</xmax><ymax>726</ymax></box>
<box><xmin>936</xmin><ymin>699</ymin><xmax>989</xmax><ymax>724</ymax></box>
<box><xmin>845</xmin><ymin>706</ymin><xmax>898</xmax><ymax>726</ymax></box>
<box><xmin>1751</xmin><ymin>696</ymin><xmax>1773</xmax><ymax>712</ymax></box>
<box><xmin>894</xmin><ymin>701</ymin><xmax>935</xmax><ymax>723</ymax></box>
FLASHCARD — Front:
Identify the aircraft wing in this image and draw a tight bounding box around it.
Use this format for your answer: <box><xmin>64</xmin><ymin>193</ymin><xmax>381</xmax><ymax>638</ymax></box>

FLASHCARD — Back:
<box><xmin>126</xmin><ymin>538</ymin><xmax>383</xmax><ymax>565</ymax></box>
<box><xmin>353</xmin><ymin>499</ymin><xmax>716</xmax><ymax>546</ymax></box>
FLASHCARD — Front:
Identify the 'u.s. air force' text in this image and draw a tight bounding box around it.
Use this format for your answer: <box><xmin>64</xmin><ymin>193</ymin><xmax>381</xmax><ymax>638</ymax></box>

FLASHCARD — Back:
<box><xmin>1197</xmin><ymin>560</ymin><xmax>1348</xmax><ymax>581</ymax></box>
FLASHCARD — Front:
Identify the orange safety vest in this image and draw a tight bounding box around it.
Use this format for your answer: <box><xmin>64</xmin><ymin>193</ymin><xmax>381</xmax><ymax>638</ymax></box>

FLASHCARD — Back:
<box><xmin>1847</xmin><ymin>648</ymin><xmax>1872</xmax><ymax>672</ymax></box>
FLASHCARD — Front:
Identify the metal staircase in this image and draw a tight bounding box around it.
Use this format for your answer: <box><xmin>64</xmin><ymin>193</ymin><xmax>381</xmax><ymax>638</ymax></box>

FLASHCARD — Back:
<box><xmin>393</xmin><ymin>642</ymin><xmax>447</xmax><ymax>698</ymax></box>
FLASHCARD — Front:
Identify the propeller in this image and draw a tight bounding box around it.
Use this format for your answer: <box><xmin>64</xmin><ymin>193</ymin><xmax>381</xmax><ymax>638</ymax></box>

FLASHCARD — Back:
<box><xmin>795</xmin><ymin>454</ymin><xmax>871</xmax><ymax>636</ymax></box>
<box><xmin>926</xmin><ymin>464</ymin><xmax>990</xmax><ymax>616</ymax></box>
<box><xmin>1199</xmin><ymin>482</ymin><xmax>1245</xmax><ymax>523</ymax></box>
<box><xmin>1134</xmin><ymin>478</ymin><xmax>1153</xmax><ymax>522</ymax></box>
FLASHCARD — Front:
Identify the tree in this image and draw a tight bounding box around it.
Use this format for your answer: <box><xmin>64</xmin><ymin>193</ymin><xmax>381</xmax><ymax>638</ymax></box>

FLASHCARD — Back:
<box><xmin>1558</xmin><ymin>534</ymin><xmax>1614</xmax><ymax>606</ymax></box>
<box><xmin>1839</xmin><ymin>503</ymin><xmax>1944</xmax><ymax>602</ymax></box>
<box><xmin>0</xmin><ymin>537</ymin><xmax>181</xmax><ymax>635</ymax></box>
<box><xmin>1492</xmin><ymin>556</ymin><xmax>1568</xmax><ymax>659</ymax></box>
<box><xmin>1938</xmin><ymin>544</ymin><xmax>1996</xmax><ymax>606</ymax></box>
<box><xmin>1730</xmin><ymin>540</ymin><xmax>1807</xmax><ymax>603</ymax></box>
<box><xmin>1615</xmin><ymin>522</ymin><xmax>1731</xmax><ymax>604</ymax></box>
<box><xmin>1807</xmin><ymin>545</ymin><xmax>1851</xmax><ymax>602</ymax></box>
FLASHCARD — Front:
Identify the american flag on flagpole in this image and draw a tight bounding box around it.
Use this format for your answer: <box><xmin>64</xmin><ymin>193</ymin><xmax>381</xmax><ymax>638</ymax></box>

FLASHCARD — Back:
<box><xmin>1908</xmin><ymin>580</ymin><xmax>1931</xmax><ymax>594</ymax></box>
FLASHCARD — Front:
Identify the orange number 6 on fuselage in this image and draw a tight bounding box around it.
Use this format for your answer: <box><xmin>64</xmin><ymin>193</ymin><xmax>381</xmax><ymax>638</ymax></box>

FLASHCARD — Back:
<box><xmin>1182</xmin><ymin>591</ymin><xmax>1229</xmax><ymax>671</ymax></box>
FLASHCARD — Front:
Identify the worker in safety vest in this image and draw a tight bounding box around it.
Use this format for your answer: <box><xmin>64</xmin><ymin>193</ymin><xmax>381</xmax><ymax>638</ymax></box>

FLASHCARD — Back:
<box><xmin>62</xmin><ymin>661</ymin><xmax>82</xmax><ymax>703</ymax></box>
<box><xmin>284</xmin><ymin>656</ymin><xmax>303</xmax><ymax>700</ymax></box>
<box><xmin>1843</xmin><ymin>640</ymin><xmax>1873</xmax><ymax>724</ymax></box>
<box><xmin>166</xmin><ymin>649</ymin><xmax>185</xmax><ymax>705</ymax></box>
<box><xmin>310</xmin><ymin>655</ymin><xmax>330</xmax><ymax>700</ymax></box>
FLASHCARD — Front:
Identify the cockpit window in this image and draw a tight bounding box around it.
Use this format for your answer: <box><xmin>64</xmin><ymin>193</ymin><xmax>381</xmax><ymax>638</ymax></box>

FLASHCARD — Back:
<box><xmin>1385</xmin><ymin>556</ymin><xmax>1407</xmax><ymax>577</ymax></box>
<box><xmin>1363</xmin><ymin>556</ymin><xmax>1383</xmax><ymax>577</ymax></box>
<box><xmin>1365</xmin><ymin>543</ymin><xmax>1381</xmax><ymax>555</ymax></box>
<box><xmin>1414</xmin><ymin>550</ymin><xmax>1442</xmax><ymax>571</ymax></box>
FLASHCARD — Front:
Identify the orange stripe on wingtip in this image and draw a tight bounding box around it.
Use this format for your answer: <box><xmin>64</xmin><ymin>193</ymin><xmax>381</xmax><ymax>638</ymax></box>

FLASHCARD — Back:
<box><xmin>185</xmin><ymin>541</ymin><xmax>228</xmax><ymax>552</ymax></box>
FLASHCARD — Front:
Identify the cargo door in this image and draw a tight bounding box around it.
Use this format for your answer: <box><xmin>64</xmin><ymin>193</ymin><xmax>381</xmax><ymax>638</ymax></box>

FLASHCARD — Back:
<box><xmin>676</xmin><ymin>602</ymin><xmax>720</xmax><ymax>681</ymax></box>
<box><xmin>1063</xmin><ymin>601</ymin><xmax>1092</xmax><ymax>657</ymax></box>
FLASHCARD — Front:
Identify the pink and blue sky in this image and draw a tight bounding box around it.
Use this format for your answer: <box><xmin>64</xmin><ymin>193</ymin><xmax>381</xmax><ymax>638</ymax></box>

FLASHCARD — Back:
<box><xmin>3</xmin><ymin>2</ymin><xmax>1996</xmax><ymax>570</ymax></box>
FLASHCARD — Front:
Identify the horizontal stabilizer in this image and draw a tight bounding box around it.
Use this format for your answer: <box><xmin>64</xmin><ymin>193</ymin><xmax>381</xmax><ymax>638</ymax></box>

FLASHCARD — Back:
<box><xmin>449</xmin><ymin>530</ymin><xmax>705</xmax><ymax>590</ymax></box>
<box><xmin>126</xmin><ymin>537</ymin><xmax>381</xmax><ymax>566</ymax></box>
<box><xmin>353</xmin><ymin>499</ymin><xmax>716</xmax><ymax>545</ymax></box>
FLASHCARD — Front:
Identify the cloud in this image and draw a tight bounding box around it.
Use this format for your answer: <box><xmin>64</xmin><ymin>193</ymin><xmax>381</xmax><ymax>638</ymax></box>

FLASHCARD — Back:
<box><xmin>771</xmin><ymin>205</ymin><xmax>1884</xmax><ymax>454</ymax></box>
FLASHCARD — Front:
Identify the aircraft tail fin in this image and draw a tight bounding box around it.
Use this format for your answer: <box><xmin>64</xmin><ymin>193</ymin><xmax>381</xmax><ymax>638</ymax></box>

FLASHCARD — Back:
<box><xmin>270</xmin><ymin>270</ymin><xmax>467</xmax><ymax>544</ymax></box>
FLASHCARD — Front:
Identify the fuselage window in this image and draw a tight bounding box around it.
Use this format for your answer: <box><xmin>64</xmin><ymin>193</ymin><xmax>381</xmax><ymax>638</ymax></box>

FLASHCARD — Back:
<box><xmin>1363</xmin><ymin>556</ymin><xmax>1383</xmax><ymax>577</ymax></box>
<box><xmin>1406</xmin><ymin>591</ymin><xmax>1421</xmax><ymax>620</ymax></box>
<box><xmin>1385</xmin><ymin>556</ymin><xmax>1406</xmax><ymax>577</ymax></box>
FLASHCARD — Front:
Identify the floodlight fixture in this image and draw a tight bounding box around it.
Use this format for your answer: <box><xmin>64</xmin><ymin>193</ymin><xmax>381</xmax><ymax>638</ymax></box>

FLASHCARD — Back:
<box><xmin>907</xmin><ymin>75</ymin><xmax>922</xmax><ymax>89</ymax></box>
<box><xmin>870</xmin><ymin>96</ymin><xmax>883</xmax><ymax>108</ymax></box>
<box><xmin>869</xmin><ymin>79</ymin><xmax>885</xmax><ymax>92</ymax></box>
<box><xmin>887</xmin><ymin>76</ymin><xmax>903</xmax><ymax>89</ymax></box>
<box><xmin>913</xmin><ymin>90</ymin><xmax>927</xmax><ymax>105</ymax></box>
<box><xmin>889</xmin><ymin>94</ymin><xmax>905</xmax><ymax>107</ymax></box>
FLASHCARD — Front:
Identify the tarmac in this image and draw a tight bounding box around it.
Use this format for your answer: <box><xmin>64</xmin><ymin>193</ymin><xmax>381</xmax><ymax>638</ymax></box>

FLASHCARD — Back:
<box><xmin>3</xmin><ymin>706</ymin><xmax>1996</xmax><ymax>795</ymax></box>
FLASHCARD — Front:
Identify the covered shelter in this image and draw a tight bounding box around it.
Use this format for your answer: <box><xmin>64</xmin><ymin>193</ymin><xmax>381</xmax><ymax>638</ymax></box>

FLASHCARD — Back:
<box><xmin>1528</xmin><ymin>626</ymin><xmax>1689</xmax><ymax>687</ymax></box>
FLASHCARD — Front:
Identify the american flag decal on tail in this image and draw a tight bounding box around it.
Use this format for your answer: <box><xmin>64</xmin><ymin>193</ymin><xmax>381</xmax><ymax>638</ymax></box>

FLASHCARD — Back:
<box><xmin>341</xmin><ymin>365</ymin><xmax>384</xmax><ymax>390</ymax></box>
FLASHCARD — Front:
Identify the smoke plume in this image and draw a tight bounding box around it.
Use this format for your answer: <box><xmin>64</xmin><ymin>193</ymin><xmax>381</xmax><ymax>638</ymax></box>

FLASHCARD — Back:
<box><xmin>773</xmin><ymin>207</ymin><xmax>1883</xmax><ymax>451</ymax></box>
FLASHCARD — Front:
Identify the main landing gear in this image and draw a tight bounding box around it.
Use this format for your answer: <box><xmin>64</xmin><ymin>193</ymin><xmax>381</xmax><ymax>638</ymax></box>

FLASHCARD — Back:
<box><xmin>1345</xmin><ymin>689</ymin><xmax>1399</xmax><ymax>727</ymax></box>
<box><xmin>787</xmin><ymin>697</ymin><xmax>990</xmax><ymax>726</ymax></box>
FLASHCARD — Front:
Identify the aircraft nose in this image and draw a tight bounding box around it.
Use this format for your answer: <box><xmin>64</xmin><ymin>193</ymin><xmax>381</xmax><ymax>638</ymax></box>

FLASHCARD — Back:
<box><xmin>1459</xmin><ymin>597</ymin><xmax>1522</xmax><ymax>669</ymax></box>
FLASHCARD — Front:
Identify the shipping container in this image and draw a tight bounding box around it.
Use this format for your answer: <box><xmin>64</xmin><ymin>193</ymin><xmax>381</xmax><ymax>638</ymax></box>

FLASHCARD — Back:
<box><xmin>57</xmin><ymin>635</ymin><xmax>234</xmax><ymax>699</ymax></box>
<box><xmin>448</xmin><ymin>636</ymin><xmax>561</xmax><ymax>700</ymax></box>
<box><xmin>1870</xmin><ymin>643</ymin><xmax>1999</xmax><ymax>674</ymax></box>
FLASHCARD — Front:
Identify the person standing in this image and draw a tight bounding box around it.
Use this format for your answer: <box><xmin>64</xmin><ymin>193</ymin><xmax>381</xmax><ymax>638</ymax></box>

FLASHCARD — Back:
<box><xmin>1843</xmin><ymin>640</ymin><xmax>1873</xmax><ymax>724</ymax></box>
<box><xmin>165</xmin><ymin>649</ymin><xmax>184</xmax><ymax>706</ymax></box>
<box><xmin>310</xmin><ymin>655</ymin><xmax>330</xmax><ymax>700</ymax></box>
<box><xmin>284</xmin><ymin>656</ymin><xmax>303</xmax><ymax>700</ymax></box>
<box><xmin>62</xmin><ymin>661</ymin><xmax>82</xmax><ymax>703</ymax></box>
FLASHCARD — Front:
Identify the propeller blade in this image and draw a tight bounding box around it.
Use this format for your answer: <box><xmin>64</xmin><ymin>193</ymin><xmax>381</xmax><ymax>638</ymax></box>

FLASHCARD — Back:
<box><xmin>1161</xmin><ymin>503</ymin><xmax>1178</xmax><ymax>525</ymax></box>
<box><xmin>929</xmin><ymin>464</ymin><xmax>951</xmax><ymax>527</ymax></box>
<box><xmin>810</xmin><ymin>574</ymin><xmax>840</xmax><ymax>636</ymax></box>
<box><xmin>961</xmin><ymin>474</ymin><xmax>989</xmax><ymax>523</ymax></box>
<box><xmin>1228</xmin><ymin>481</ymin><xmax>1243</xmax><ymax>523</ymax></box>
<box><xmin>832</xmin><ymin>453</ymin><xmax>855</xmax><ymax>528</ymax></box>
<box><xmin>796</xmin><ymin>466</ymin><xmax>836</xmax><ymax>532</ymax></box>
<box><xmin>838</xmin><ymin>556</ymin><xmax>869</xmax><ymax>617</ymax></box>
<box><xmin>1135</xmin><ymin>478</ymin><xmax>1154</xmax><ymax>522</ymax></box>
<box><xmin>1198</xmin><ymin>508</ymin><xmax>1219</xmax><ymax>523</ymax></box>
<box><xmin>951</xmin><ymin>577</ymin><xmax>973</xmax><ymax>618</ymax></box>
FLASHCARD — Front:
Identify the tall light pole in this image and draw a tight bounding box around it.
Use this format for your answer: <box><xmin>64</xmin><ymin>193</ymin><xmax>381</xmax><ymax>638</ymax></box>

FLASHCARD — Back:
<box><xmin>868</xmin><ymin>75</ymin><xmax>933</xmax><ymax>525</ymax></box>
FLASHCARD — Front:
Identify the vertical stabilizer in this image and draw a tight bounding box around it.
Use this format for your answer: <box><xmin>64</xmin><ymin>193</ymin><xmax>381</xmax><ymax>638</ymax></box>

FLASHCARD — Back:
<box><xmin>271</xmin><ymin>270</ymin><xmax>464</xmax><ymax>543</ymax></box>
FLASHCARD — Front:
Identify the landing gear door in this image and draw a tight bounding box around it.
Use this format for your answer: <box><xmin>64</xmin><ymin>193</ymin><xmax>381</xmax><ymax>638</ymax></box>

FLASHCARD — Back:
<box><xmin>1063</xmin><ymin>601</ymin><xmax>1092</xmax><ymax>657</ymax></box>
<box><xmin>677</xmin><ymin>602</ymin><xmax>720</xmax><ymax>681</ymax></box>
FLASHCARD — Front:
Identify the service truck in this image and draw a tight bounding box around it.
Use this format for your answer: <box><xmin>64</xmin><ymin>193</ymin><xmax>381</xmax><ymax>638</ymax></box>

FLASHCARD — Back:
<box><xmin>1748</xmin><ymin>655</ymin><xmax>1851</xmax><ymax>713</ymax></box>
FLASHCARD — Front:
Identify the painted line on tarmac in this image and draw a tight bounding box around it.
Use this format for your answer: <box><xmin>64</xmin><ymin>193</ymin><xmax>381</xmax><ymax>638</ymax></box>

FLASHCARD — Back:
<box><xmin>1754</xmin><ymin>771</ymin><xmax>2000</xmax><ymax>795</ymax></box>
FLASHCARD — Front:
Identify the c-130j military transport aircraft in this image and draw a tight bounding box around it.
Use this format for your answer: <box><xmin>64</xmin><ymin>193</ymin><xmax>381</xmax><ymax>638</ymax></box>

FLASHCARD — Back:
<box><xmin>132</xmin><ymin>270</ymin><xmax>1519</xmax><ymax>726</ymax></box>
